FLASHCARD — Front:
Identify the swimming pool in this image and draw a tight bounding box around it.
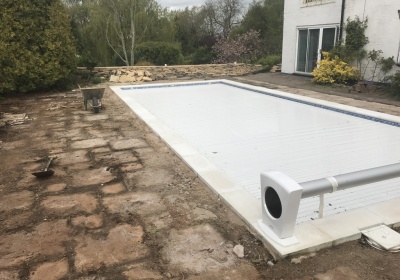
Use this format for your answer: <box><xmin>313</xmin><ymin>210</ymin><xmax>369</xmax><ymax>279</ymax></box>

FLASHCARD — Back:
<box><xmin>112</xmin><ymin>80</ymin><xmax>400</xmax><ymax>256</ymax></box>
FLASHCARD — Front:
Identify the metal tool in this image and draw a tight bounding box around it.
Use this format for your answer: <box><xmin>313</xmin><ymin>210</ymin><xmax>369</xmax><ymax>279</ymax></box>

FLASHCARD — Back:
<box><xmin>31</xmin><ymin>156</ymin><xmax>57</xmax><ymax>178</ymax></box>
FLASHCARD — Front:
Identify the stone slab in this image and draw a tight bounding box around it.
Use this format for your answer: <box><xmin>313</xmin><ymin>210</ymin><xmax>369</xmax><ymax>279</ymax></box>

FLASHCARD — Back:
<box><xmin>84</xmin><ymin>114</ymin><xmax>109</xmax><ymax>122</ymax></box>
<box><xmin>101</xmin><ymin>182</ymin><xmax>126</xmax><ymax>194</ymax></box>
<box><xmin>124</xmin><ymin>168</ymin><xmax>174</xmax><ymax>188</ymax></box>
<box><xmin>0</xmin><ymin>270</ymin><xmax>19</xmax><ymax>280</ymax></box>
<box><xmin>366</xmin><ymin>198</ymin><xmax>400</xmax><ymax>225</ymax></box>
<box><xmin>95</xmin><ymin>151</ymin><xmax>138</xmax><ymax>165</ymax></box>
<box><xmin>74</xmin><ymin>224</ymin><xmax>149</xmax><ymax>272</ymax></box>
<box><xmin>314</xmin><ymin>267</ymin><xmax>362</xmax><ymax>280</ymax></box>
<box><xmin>0</xmin><ymin>191</ymin><xmax>34</xmax><ymax>212</ymax></box>
<box><xmin>45</xmin><ymin>183</ymin><xmax>67</xmax><ymax>193</ymax></box>
<box><xmin>311</xmin><ymin>208</ymin><xmax>384</xmax><ymax>245</ymax></box>
<box><xmin>103</xmin><ymin>192</ymin><xmax>165</xmax><ymax>217</ymax></box>
<box><xmin>71</xmin><ymin>168</ymin><xmax>115</xmax><ymax>187</ymax></box>
<box><xmin>120</xmin><ymin>163</ymin><xmax>143</xmax><ymax>172</ymax></box>
<box><xmin>56</xmin><ymin>150</ymin><xmax>89</xmax><ymax>165</ymax></box>
<box><xmin>41</xmin><ymin>194</ymin><xmax>98</xmax><ymax>215</ymax></box>
<box><xmin>91</xmin><ymin>147</ymin><xmax>112</xmax><ymax>154</ymax></box>
<box><xmin>71</xmin><ymin>138</ymin><xmax>108</xmax><ymax>149</ymax></box>
<box><xmin>187</xmin><ymin>263</ymin><xmax>261</xmax><ymax>280</ymax></box>
<box><xmin>123</xmin><ymin>263</ymin><xmax>163</xmax><ymax>279</ymax></box>
<box><xmin>109</xmin><ymin>75</ymin><xmax>120</xmax><ymax>82</ymax></box>
<box><xmin>362</xmin><ymin>225</ymin><xmax>400</xmax><ymax>250</ymax></box>
<box><xmin>192</xmin><ymin>207</ymin><xmax>217</xmax><ymax>221</ymax></box>
<box><xmin>2</xmin><ymin>212</ymin><xmax>32</xmax><ymax>231</ymax></box>
<box><xmin>72</xmin><ymin>215</ymin><xmax>103</xmax><ymax>229</ymax></box>
<box><xmin>53</xmin><ymin>128</ymin><xmax>83</xmax><ymax>139</ymax></box>
<box><xmin>30</xmin><ymin>259</ymin><xmax>68</xmax><ymax>280</ymax></box>
<box><xmin>110</xmin><ymin>139</ymin><xmax>148</xmax><ymax>150</ymax></box>
<box><xmin>161</xmin><ymin>224</ymin><xmax>236</xmax><ymax>274</ymax></box>
<box><xmin>0</xmin><ymin>220</ymin><xmax>69</xmax><ymax>268</ymax></box>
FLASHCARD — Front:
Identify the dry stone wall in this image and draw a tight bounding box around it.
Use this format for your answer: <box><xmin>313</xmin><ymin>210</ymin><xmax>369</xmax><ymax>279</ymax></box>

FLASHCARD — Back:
<box><xmin>78</xmin><ymin>64</ymin><xmax>263</xmax><ymax>83</ymax></box>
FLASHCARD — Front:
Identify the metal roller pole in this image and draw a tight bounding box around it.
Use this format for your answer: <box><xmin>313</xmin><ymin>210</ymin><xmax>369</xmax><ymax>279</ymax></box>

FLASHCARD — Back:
<box><xmin>300</xmin><ymin>163</ymin><xmax>400</xmax><ymax>199</ymax></box>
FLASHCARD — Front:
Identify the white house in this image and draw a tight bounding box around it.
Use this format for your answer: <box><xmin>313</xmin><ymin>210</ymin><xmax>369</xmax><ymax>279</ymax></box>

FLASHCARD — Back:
<box><xmin>281</xmin><ymin>0</ymin><xmax>400</xmax><ymax>78</ymax></box>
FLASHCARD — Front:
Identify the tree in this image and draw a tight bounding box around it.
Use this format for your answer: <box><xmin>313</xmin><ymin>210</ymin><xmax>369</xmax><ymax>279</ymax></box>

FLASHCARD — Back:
<box><xmin>172</xmin><ymin>6</ymin><xmax>216</xmax><ymax>60</ymax></box>
<box><xmin>173</xmin><ymin>7</ymin><xmax>203</xmax><ymax>55</ymax></box>
<box><xmin>0</xmin><ymin>0</ymin><xmax>76</xmax><ymax>93</ymax></box>
<box><xmin>203</xmin><ymin>0</ymin><xmax>243</xmax><ymax>38</ymax></box>
<box><xmin>106</xmin><ymin>0</ymin><xmax>167</xmax><ymax>66</ymax></box>
<box><xmin>232</xmin><ymin>0</ymin><xmax>284</xmax><ymax>55</ymax></box>
<box><xmin>65</xmin><ymin>0</ymin><xmax>122</xmax><ymax>66</ymax></box>
<box><xmin>213</xmin><ymin>30</ymin><xmax>261</xmax><ymax>63</ymax></box>
<box><xmin>66</xmin><ymin>0</ymin><xmax>175</xmax><ymax>66</ymax></box>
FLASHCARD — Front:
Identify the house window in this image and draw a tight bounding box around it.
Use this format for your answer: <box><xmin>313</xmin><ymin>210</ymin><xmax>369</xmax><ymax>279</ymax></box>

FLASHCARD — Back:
<box><xmin>296</xmin><ymin>27</ymin><xmax>337</xmax><ymax>73</ymax></box>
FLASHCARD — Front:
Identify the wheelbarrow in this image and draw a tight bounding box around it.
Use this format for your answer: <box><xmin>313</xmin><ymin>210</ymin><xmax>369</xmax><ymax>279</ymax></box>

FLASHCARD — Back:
<box><xmin>79</xmin><ymin>86</ymin><xmax>106</xmax><ymax>113</ymax></box>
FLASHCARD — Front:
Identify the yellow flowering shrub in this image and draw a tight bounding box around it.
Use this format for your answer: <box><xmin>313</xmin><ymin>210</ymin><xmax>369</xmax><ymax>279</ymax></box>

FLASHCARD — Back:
<box><xmin>312</xmin><ymin>52</ymin><xmax>359</xmax><ymax>84</ymax></box>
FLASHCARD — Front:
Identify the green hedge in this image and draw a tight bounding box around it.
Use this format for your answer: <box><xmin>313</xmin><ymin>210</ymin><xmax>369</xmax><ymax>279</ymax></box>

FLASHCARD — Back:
<box><xmin>191</xmin><ymin>47</ymin><xmax>214</xmax><ymax>65</ymax></box>
<box><xmin>135</xmin><ymin>42</ymin><xmax>181</xmax><ymax>66</ymax></box>
<box><xmin>0</xmin><ymin>0</ymin><xmax>76</xmax><ymax>94</ymax></box>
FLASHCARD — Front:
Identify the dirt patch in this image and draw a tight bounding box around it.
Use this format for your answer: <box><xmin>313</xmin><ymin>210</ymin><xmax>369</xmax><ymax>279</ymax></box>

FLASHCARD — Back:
<box><xmin>1</xmin><ymin>79</ymin><xmax>400</xmax><ymax>279</ymax></box>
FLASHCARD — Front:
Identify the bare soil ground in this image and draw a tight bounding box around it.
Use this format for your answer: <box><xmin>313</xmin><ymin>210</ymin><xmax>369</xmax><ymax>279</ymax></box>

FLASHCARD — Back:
<box><xmin>1</xmin><ymin>73</ymin><xmax>400</xmax><ymax>280</ymax></box>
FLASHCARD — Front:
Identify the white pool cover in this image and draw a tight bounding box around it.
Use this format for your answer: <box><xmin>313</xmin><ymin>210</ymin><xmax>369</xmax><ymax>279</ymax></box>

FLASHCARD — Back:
<box><xmin>112</xmin><ymin>80</ymin><xmax>400</xmax><ymax>255</ymax></box>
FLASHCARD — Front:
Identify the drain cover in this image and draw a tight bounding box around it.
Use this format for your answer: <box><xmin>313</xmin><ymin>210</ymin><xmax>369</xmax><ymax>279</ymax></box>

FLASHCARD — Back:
<box><xmin>362</xmin><ymin>225</ymin><xmax>400</xmax><ymax>250</ymax></box>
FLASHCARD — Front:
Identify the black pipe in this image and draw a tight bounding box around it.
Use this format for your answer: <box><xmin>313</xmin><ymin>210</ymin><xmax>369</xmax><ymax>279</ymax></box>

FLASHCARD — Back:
<box><xmin>339</xmin><ymin>0</ymin><xmax>346</xmax><ymax>41</ymax></box>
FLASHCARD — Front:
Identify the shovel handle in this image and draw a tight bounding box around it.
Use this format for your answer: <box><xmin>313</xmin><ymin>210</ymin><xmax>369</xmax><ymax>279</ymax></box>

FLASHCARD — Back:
<box><xmin>43</xmin><ymin>156</ymin><xmax>56</xmax><ymax>171</ymax></box>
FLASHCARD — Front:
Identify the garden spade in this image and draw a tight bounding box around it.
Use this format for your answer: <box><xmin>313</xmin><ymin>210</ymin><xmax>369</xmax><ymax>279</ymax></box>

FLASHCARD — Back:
<box><xmin>32</xmin><ymin>156</ymin><xmax>57</xmax><ymax>178</ymax></box>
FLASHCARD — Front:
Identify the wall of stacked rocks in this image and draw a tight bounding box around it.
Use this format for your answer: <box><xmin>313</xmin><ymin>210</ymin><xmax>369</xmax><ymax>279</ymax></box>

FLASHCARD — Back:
<box><xmin>77</xmin><ymin>64</ymin><xmax>263</xmax><ymax>83</ymax></box>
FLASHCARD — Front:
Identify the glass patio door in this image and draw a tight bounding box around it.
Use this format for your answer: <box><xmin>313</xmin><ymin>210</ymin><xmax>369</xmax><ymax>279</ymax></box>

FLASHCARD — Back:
<box><xmin>296</xmin><ymin>27</ymin><xmax>336</xmax><ymax>73</ymax></box>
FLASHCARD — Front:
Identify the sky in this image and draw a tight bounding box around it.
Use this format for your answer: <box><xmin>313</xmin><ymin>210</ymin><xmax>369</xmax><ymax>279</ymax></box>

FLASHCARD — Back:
<box><xmin>158</xmin><ymin>0</ymin><xmax>253</xmax><ymax>11</ymax></box>
<box><xmin>158</xmin><ymin>0</ymin><xmax>197</xmax><ymax>10</ymax></box>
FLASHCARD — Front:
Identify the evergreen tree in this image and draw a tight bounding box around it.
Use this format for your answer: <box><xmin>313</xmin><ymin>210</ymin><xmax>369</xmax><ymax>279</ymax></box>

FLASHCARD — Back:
<box><xmin>0</xmin><ymin>0</ymin><xmax>76</xmax><ymax>93</ymax></box>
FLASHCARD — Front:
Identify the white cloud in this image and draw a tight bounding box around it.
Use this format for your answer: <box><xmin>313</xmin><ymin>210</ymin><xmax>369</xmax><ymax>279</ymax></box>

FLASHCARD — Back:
<box><xmin>158</xmin><ymin>0</ymin><xmax>199</xmax><ymax>10</ymax></box>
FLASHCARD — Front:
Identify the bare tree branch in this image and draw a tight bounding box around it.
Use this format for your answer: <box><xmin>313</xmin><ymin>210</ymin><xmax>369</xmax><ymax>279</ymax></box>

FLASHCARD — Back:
<box><xmin>103</xmin><ymin>0</ymin><xmax>156</xmax><ymax>66</ymax></box>
<box><xmin>203</xmin><ymin>0</ymin><xmax>243</xmax><ymax>38</ymax></box>
<box><xmin>106</xmin><ymin>17</ymin><xmax>127</xmax><ymax>65</ymax></box>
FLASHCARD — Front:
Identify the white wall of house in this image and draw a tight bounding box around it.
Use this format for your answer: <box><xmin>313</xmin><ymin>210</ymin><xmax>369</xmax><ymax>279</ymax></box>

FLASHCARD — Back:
<box><xmin>345</xmin><ymin>0</ymin><xmax>400</xmax><ymax>79</ymax></box>
<box><xmin>282</xmin><ymin>0</ymin><xmax>400</xmax><ymax>79</ymax></box>
<box><xmin>282</xmin><ymin>0</ymin><xmax>342</xmax><ymax>74</ymax></box>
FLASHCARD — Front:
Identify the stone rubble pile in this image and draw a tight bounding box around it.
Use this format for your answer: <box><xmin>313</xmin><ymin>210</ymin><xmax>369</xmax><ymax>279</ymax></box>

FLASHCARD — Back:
<box><xmin>0</xmin><ymin>112</ymin><xmax>30</xmax><ymax>127</ymax></box>
<box><xmin>78</xmin><ymin>63</ymin><xmax>263</xmax><ymax>83</ymax></box>
<box><xmin>271</xmin><ymin>63</ymin><xmax>282</xmax><ymax>73</ymax></box>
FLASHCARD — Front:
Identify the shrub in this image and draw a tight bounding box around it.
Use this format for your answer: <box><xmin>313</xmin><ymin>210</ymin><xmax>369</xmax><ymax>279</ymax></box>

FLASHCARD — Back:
<box><xmin>332</xmin><ymin>17</ymin><xmax>369</xmax><ymax>65</ymax></box>
<box><xmin>191</xmin><ymin>47</ymin><xmax>214</xmax><ymax>65</ymax></box>
<box><xmin>91</xmin><ymin>77</ymin><xmax>102</xmax><ymax>84</ymax></box>
<box><xmin>0</xmin><ymin>0</ymin><xmax>76</xmax><ymax>94</ymax></box>
<box><xmin>181</xmin><ymin>54</ymin><xmax>194</xmax><ymax>65</ymax></box>
<box><xmin>257</xmin><ymin>55</ymin><xmax>281</xmax><ymax>72</ymax></box>
<box><xmin>135</xmin><ymin>61</ymin><xmax>155</xmax><ymax>66</ymax></box>
<box><xmin>135</xmin><ymin>42</ymin><xmax>181</xmax><ymax>66</ymax></box>
<box><xmin>387</xmin><ymin>71</ymin><xmax>400</xmax><ymax>98</ymax></box>
<box><xmin>312</xmin><ymin>52</ymin><xmax>359</xmax><ymax>84</ymax></box>
<box><xmin>77</xmin><ymin>53</ymin><xmax>97</xmax><ymax>70</ymax></box>
<box><xmin>178</xmin><ymin>54</ymin><xmax>185</xmax><ymax>65</ymax></box>
<box><xmin>213</xmin><ymin>30</ymin><xmax>262</xmax><ymax>64</ymax></box>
